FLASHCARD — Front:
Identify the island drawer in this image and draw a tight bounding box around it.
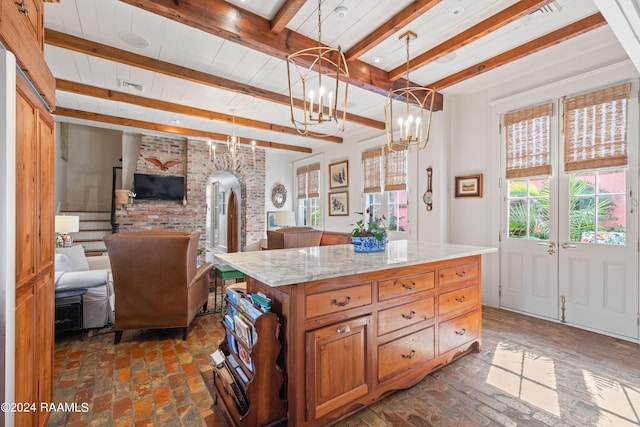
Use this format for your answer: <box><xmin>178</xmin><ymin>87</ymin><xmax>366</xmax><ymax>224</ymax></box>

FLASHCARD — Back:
<box><xmin>438</xmin><ymin>310</ymin><xmax>480</xmax><ymax>355</ymax></box>
<box><xmin>378</xmin><ymin>271</ymin><xmax>435</xmax><ymax>301</ymax></box>
<box><xmin>377</xmin><ymin>296</ymin><xmax>434</xmax><ymax>336</ymax></box>
<box><xmin>438</xmin><ymin>284</ymin><xmax>478</xmax><ymax>318</ymax></box>
<box><xmin>438</xmin><ymin>262</ymin><xmax>478</xmax><ymax>288</ymax></box>
<box><xmin>378</xmin><ymin>326</ymin><xmax>435</xmax><ymax>381</ymax></box>
<box><xmin>305</xmin><ymin>284</ymin><xmax>372</xmax><ymax>319</ymax></box>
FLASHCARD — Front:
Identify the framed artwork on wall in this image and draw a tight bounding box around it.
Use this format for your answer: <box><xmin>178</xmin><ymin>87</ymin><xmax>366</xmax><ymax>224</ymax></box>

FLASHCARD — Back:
<box><xmin>266</xmin><ymin>211</ymin><xmax>278</xmax><ymax>230</ymax></box>
<box><xmin>454</xmin><ymin>174</ymin><xmax>483</xmax><ymax>198</ymax></box>
<box><xmin>328</xmin><ymin>191</ymin><xmax>349</xmax><ymax>216</ymax></box>
<box><xmin>329</xmin><ymin>160</ymin><xmax>349</xmax><ymax>189</ymax></box>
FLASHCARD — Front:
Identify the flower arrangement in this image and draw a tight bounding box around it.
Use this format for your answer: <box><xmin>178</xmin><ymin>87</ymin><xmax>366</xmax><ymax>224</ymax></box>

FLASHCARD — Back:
<box><xmin>351</xmin><ymin>209</ymin><xmax>387</xmax><ymax>242</ymax></box>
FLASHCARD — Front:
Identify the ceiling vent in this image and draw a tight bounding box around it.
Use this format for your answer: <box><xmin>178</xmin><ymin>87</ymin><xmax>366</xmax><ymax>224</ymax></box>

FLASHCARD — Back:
<box><xmin>532</xmin><ymin>1</ymin><xmax>562</xmax><ymax>15</ymax></box>
<box><xmin>118</xmin><ymin>79</ymin><xmax>144</xmax><ymax>92</ymax></box>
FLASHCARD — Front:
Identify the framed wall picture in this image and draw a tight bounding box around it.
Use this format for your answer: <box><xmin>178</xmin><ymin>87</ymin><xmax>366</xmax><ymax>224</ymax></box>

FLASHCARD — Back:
<box><xmin>329</xmin><ymin>160</ymin><xmax>349</xmax><ymax>189</ymax></box>
<box><xmin>454</xmin><ymin>174</ymin><xmax>483</xmax><ymax>198</ymax></box>
<box><xmin>266</xmin><ymin>211</ymin><xmax>278</xmax><ymax>230</ymax></box>
<box><xmin>328</xmin><ymin>191</ymin><xmax>349</xmax><ymax>216</ymax></box>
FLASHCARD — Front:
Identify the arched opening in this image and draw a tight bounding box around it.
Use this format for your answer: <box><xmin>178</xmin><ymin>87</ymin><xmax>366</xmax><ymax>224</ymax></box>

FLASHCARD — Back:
<box><xmin>206</xmin><ymin>171</ymin><xmax>241</xmax><ymax>253</ymax></box>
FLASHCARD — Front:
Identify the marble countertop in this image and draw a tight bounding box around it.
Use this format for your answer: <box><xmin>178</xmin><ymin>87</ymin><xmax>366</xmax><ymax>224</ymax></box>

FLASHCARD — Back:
<box><xmin>214</xmin><ymin>240</ymin><xmax>497</xmax><ymax>287</ymax></box>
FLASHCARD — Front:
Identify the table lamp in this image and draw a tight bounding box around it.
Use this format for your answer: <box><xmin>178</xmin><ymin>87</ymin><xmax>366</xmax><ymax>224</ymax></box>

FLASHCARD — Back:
<box><xmin>274</xmin><ymin>211</ymin><xmax>296</xmax><ymax>228</ymax></box>
<box><xmin>55</xmin><ymin>215</ymin><xmax>80</xmax><ymax>248</ymax></box>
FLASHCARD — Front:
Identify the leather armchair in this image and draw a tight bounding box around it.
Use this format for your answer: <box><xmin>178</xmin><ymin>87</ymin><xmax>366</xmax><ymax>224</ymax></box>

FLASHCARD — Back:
<box><xmin>104</xmin><ymin>230</ymin><xmax>213</xmax><ymax>344</ymax></box>
<box><xmin>266</xmin><ymin>227</ymin><xmax>350</xmax><ymax>249</ymax></box>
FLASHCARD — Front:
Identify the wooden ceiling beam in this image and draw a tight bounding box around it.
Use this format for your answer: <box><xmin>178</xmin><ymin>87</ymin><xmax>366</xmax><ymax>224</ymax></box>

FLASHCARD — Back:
<box><xmin>271</xmin><ymin>0</ymin><xmax>307</xmax><ymax>33</ymax></box>
<box><xmin>45</xmin><ymin>29</ymin><xmax>384</xmax><ymax>130</ymax></box>
<box><xmin>55</xmin><ymin>79</ymin><xmax>343</xmax><ymax>144</ymax></box>
<box><xmin>345</xmin><ymin>0</ymin><xmax>442</xmax><ymax>61</ymax></box>
<box><xmin>389</xmin><ymin>0</ymin><xmax>553</xmax><ymax>81</ymax></box>
<box><xmin>429</xmin><ymin>13</ymin><xmax>607</xmax><ymax>90</ymax></box>
<box><xmin>54</xmin><ymin>107</ymin><xmax>313</xmax><ymax>154</ymax></box>
<box><xmin>119</xmin><ymin>0</ymin><xmax>444</xmax><ymax>111</ymax></box>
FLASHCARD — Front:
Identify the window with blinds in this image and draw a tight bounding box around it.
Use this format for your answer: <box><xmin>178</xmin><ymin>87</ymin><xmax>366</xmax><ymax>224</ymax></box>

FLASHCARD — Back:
<box><xmin>384</xmin><ymin>144</ymin><xmax>408</xmax><ymax>191</ymax></box>
<box><xmin>362</xmin><ymin>148</ymin><xmax>382</xmax><ymax>193</ymax></box>
<box><xmin>563</xmin><ymin>82</ymin><xmax>631</xmax><ymax>172</ymax></box>
<box><xmin>307</xmin><ymin>163</ymin><xmax>320</xmax><ymax>198</ymax></box>
<box><xmin>504</xmin><ymin>102</ymin><xmax>553</xmax><ymax>179</ymax></box>
<box><xmin>296</xmin><ymin>166</ymin><xmax>307</xmax><ymax>199</ymax></box>
<box><xmin>296</xmin><ymin>163</ymin><xmax>321</xmax><ymax>227</ymax></box>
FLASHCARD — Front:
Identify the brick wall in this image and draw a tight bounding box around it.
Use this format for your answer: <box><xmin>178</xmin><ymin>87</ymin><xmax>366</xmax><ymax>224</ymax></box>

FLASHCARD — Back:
<box><xmin>115</xmin><ymin>134</ymin><xmax>266</xmax><ymax>250</ymax></box>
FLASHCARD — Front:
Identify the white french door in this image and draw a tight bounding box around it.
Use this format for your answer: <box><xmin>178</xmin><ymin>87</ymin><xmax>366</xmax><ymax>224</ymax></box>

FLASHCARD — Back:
<box><xmin>500</xmin><ymin>82</ymin><xmax>639</xmax><ymax>340</ymax></box>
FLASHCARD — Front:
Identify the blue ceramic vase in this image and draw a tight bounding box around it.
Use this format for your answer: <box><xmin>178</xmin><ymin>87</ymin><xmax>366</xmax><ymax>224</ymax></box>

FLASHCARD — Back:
<box><xmin>351</xmin><ymin>236</ymin><xmax>388</xmax><ymax>253</ymax></box>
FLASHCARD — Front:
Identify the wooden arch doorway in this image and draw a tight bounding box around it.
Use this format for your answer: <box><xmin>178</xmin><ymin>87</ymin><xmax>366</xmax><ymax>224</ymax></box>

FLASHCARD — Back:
<box><xmin>207</xmin><ymin>172</ymin><xmax>241</xmax><ymax>254</ymax></box>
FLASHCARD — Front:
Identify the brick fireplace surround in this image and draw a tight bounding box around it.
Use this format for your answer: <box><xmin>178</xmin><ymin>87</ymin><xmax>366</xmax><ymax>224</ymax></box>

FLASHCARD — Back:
<box><xmin>115</xmin><ymin>134</ymin><xmax>266</xmax><ymax>250</ymax></box>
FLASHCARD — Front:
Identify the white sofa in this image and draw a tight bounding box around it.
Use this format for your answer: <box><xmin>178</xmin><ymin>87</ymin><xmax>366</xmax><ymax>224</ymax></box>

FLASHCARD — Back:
<box><xmin>54</xmin><ymin>245</ymin><xmax>114</xmax><ymax>329</ymax></box>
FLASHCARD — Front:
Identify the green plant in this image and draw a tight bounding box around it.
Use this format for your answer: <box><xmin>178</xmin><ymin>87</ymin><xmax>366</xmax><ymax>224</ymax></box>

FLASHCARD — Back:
<box><xmin>351</xmin><ymin>209</ymin><xmax>387</xmax><ymax>242</ymax></box>
<box><xmin>196</xmin><ymin>247</ymin><xmax>209</xmax><ymax>257</ymax></box>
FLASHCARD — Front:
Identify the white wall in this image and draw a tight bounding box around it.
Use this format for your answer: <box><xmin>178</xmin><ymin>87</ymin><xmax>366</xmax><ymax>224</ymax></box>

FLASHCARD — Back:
<box><xmin>62</xmin><ymin>123</ymin><xmax>122</xmax><ymax>211</ymax></box>
<box><xmin>265</xmin><ymin>150</ymin><xmax>299</xmax><ymax>226</ymax></box>
<box><xmin>122</xmin><ymin>133</ymin><xmax>141</xmax><ymax>191</ymax></box>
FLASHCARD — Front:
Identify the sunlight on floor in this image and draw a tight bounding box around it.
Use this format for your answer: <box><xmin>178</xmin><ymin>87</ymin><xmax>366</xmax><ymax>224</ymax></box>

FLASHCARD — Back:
<box><xmin>583</xmin><ymin>370</ymin><xmax>640</xmax><ymax>426</ymax></box>
<box><xmin>487</xmin><ymin>342</ymin><xmax>560</xmax><ymax>416</ymax></box>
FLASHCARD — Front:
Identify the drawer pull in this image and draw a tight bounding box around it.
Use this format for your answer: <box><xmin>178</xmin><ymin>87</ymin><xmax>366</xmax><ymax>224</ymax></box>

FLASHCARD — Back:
<box><xmin>401</xmin><ymin>350</ymin><xmax>416</xmax><ymax>359</ymax></box>
<box><xmin>331</xmin><ymin>296</ymin><xmax>351</xmax><ymax>307</ymax></box>
<box><xmin>455</xmin><ymin>328</ymin><xmax>466</xmax><ymax>336</ymax></box>
<box><xmin>401</xmin><ymin>281</ymin><xmax>416</xmax><ymax>291</ymax></box>
<box><xmin>455</xmin><ymin>295</ymin><xmax>466</xmax><ymax>303</ymax></box>
<box><xmin>401</xmin><ymin>311</ymin><xmax>416</xmax><ymax>320</ymax></box>
<box><xmin>15</xmin><ymin>1</ymin><xmax>29</xmax><ymax>15</ymax></box>
<box><xmin>455</xmin><ymin>271</ymin><xmax>466</xmax><ymax>278</ymax></box>
<box><xmin>336</xmin><ymin>325</ymin><xmax>351</xmax><ymax>334</ymax></box>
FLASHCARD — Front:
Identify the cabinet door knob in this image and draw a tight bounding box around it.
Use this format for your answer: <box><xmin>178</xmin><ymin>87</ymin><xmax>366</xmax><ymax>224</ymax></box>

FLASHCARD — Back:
<box><xmin>455</xmin><ymin>295</ymin><xmax>466</xmax><ymax>303</ymax></box>
<box><xmin>401</xmin><ymin>281</ymin><xmax>416</xmax><ymax>291</ymax></box>
<box><xmin>401</xmin><ymin>311</ymin><xmax>416</xmax><ymax>320</ymax></box>
<box><xmin>336</xmin><ymin>325</ymin><xmax>351</xmax><ymax>334</ymax></box>
<box><xmin>401</xmin><ymin>350</ymin><xmax>416</xmax><ymax>359</ymax></box>
<box><xmin>455</xmin><ymin>328</ymin><xmax>466</xmax><ymax>336</ymax></box>
<box><xmin>455</xmin><ymin>271</ymin><xmax>466</xmax><ymax>278</ymax></box>
<box><xmin>331</xmin><ymin>296</ymin><xmax>351</xmax><ymax>307</ymax></box>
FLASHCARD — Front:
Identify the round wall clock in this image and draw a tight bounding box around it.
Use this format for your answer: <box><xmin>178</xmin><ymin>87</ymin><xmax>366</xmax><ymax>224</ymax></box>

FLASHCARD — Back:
<box><xmin>271</xmin><ymin>183</ymin><xmax>287</xmax><ymax>208</ymax></box>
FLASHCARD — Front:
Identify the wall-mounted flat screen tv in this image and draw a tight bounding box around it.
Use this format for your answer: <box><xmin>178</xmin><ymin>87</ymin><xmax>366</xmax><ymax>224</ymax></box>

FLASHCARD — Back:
<box><xmin>133</xmin><ymin>173</ymin><xmax>185</xmax><ymax>201</ymax></box>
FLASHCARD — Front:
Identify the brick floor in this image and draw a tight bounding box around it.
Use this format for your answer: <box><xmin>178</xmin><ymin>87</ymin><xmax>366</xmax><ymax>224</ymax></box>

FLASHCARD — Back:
<box><xmin>49</xmin><ymin>306</ymin><xmax>640</xmax><ymax>426</ymax></box>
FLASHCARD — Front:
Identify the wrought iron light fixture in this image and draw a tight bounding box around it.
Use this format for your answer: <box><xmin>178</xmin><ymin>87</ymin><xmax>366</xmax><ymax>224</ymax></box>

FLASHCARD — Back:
<box><xmin>208</xmin><ymin>109</ymin><xmax>256</xmax><ymax>170</ymax></box>
<box><xmin>286</xmin><ymin>0</ymin><xmax>349</xmax><ymax>137</ymax></box>
<box><xmin>385</xmin><ymin>31</ymin><xmax>436</xmax><ymax>151</ymax></box>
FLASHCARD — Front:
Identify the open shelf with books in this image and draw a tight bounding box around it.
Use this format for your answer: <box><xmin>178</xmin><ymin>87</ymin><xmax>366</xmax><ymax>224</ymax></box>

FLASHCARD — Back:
<box><xmin>212</xmin><ymin>288</ymin><xmax>286</xmax><ymax>427</ymax></box>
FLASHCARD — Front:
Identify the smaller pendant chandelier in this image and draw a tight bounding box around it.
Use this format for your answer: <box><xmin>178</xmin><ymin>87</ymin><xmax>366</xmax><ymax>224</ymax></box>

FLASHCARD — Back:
<box><xmin>385</xmin><ymin>31</ymin><xmax>436</xmax><ymax>151</ymax></box>
<box><xmin>287</xmin><ymin>0</ymin><xmax>349</xmax><ymax>137</ymax></box>
<box><xmin>208</xmin><ymin>109</ymin><xmax>257</xmax><ymax>171</ymax></box>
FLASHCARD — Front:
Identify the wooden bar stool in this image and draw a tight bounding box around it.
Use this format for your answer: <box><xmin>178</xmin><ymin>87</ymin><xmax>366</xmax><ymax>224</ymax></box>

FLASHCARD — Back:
<box><xmin>213</xmin><ymin>265</ymin><xmax>245</xmax><ymax>312</ymax></box>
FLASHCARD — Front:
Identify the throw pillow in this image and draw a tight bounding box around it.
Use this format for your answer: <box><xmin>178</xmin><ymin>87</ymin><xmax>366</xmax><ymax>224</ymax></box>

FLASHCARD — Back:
<box><xmin>56</xmin><ymin>245</ymin><xmax>90</xmax><ymax>271</ymax></box>
<box><xmin>54</xmin><ymin>253</ymin><xmax>76</xmax><ymax>272</ymax></box>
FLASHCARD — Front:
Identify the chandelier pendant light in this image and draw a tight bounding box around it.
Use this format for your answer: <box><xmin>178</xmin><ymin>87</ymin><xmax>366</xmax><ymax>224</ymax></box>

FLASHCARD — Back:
<box><xmin>385</xmin><ymin>31</ymin><xmax>436</xmax><ymax>151</ymax></box>
<box><xmin>209</xmin><ymin>108</ymin><xmax>257</xmax><ymax>171</ymax></box>
<box><xmin>287</xmin><ymin>0</ymin><xmax>350</xmax><ymax>137</ymax></box>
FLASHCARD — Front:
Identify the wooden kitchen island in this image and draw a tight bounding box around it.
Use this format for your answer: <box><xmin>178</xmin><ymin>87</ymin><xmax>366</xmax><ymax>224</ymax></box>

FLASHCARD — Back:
<box><xmin>215</xmin><ymin>241</ymin><xmax>495</xmax><ymax>426</ymax></box>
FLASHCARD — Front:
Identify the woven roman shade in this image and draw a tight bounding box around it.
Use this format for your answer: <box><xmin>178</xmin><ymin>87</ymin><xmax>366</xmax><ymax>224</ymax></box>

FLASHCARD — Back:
<box><xmin>384</xmin><ymin>144</ymin><xmax>408</xmax><ymax>191</ymax></box>
<box><xmin>563</xmin><ymin>82</ymin><xmax>631</xmax><ymax>172</ymax></box>
<box><xmin>307</xmin><ymin>163</ymin><xmax>320</xmax><ymax>198</ymax></box>
<box><xmin>504</xmin><ymin>103</ymin><xmax>553</xmax><ymax>179</ymax></box>
<box><xmin>362</xmin><ymin>148</ymin><xmax>382</xmax><ymax>193</ymax></box>
<box><xmin>296</xmin><ymin>166</ymin><xmax>307</xmax><ymax>199</ymax></box>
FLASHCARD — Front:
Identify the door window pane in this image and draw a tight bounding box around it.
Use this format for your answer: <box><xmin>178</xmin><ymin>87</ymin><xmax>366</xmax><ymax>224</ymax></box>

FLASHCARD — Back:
<box><xmin>387</xmin><ymin>191</ymin><xmax>407</xmax><ymax>232</ymax></box>
<box><xmin>363</xmin><ymin>193</ymin><xmax>382</xmax><ymax>228</ymax></box>
<box><xmin>508</xmin><ymin>178</ymin><xmax>549</xmax><ymax>240</ymax></box>
<box><xmin>569</xmin><ymin>170</ymin><xmax>625</xmax><ymax>245</ymax></box>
